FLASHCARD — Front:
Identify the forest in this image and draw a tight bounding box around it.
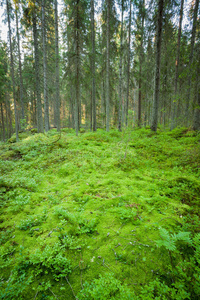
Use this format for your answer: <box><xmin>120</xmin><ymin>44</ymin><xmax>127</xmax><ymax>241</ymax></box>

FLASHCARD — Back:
<box><xmin>0</xmin><ymin>0</ymin><xmax>200</xmax><ymax>299</ymax></box>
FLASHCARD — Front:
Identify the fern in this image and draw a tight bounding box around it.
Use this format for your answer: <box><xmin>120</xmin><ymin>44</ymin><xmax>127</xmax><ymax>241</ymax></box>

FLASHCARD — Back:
<box><xmin>156</xmin><ymin>228</ymin><xmax>191</xmax><ymax>252</ymax></box>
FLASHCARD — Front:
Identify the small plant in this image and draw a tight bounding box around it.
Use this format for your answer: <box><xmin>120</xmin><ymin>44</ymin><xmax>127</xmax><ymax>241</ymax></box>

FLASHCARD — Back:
<box><xmin>17</xmin><ymin>214</ymin><xmax>47</xmax><ymax>231</ymax></box>
<box><xmin>77</xmin><ymin>273</ymin><xmax>135</xmax><ymax>299</ymax></box>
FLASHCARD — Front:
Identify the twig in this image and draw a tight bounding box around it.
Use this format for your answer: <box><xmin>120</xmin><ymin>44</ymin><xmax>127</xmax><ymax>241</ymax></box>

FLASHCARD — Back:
<box><xmin>46</xmin><ymin>229</ymin><xmax>54</xmax><ymax>238</ymax></box>
<box><xmin>112</xmin><ymin>248</ymin><xmax>117</xmax><ymax>258</ymax></box>
<box><xmin>80</xmin><ymin>269</ymin><xmax>83</xmax><ymax>289</ymax></box>
<box><xmin>65</xmin><ymin>276</ymin><xmax>78</xmax><ymax>300</ymax></box>
<box><xmin>34</xmin><ymin>290</ymin><xmax>39</xmax><ymax>300</ymax></box>
<box><xmin>48</xmin><ymin>288</ymin><xmax>59</xmax><ymax>300</ymax></box>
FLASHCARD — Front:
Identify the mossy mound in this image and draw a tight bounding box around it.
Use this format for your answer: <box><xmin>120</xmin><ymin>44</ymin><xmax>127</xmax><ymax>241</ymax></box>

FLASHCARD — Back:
<box><xmin>0</xmin><ymin>128</ymin><xmax>199</xmax><ymax>299</ymax></box>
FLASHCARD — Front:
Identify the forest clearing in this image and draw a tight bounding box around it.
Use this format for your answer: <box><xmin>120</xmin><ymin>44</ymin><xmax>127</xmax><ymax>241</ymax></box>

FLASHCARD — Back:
<box><xmin>0</xmin><ymin>127</ymin><xmax>200</xmax><ymax>299</ymax></box>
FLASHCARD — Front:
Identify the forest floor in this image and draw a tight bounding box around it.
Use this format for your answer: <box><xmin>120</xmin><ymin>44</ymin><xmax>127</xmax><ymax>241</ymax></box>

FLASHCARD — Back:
<box><xmin>0</xmin><ymin>127</ymin><xmax>200</xmax><ymax>300</ymax></box>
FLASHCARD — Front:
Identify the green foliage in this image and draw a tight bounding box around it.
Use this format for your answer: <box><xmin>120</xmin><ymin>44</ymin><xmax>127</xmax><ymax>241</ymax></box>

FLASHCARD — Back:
<box><xmin>0</xmin><ymin>129</ymin><xmax>199</xmax><ymax>298</ymax></box>
<box><xmin>17</xmin><ymin>213</ymin><xmax>47</xmax><ymax>231</ymax></box>
<box><xmin>156</xmin><ymin>227</ymin><xmax>191</xmax><ymax>251</ymax></box>
<box><xmin>77</xmin><ymin>273</ymin><xmax>135</xmax><ymax>299</ymax></box>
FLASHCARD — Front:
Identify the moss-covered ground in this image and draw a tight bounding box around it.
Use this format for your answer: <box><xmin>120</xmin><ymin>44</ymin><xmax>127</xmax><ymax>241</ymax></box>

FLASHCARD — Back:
<box><xmin>0</xmin><ymin>127</ymin><xmax>200</xmax><ymax>299</ymax></box>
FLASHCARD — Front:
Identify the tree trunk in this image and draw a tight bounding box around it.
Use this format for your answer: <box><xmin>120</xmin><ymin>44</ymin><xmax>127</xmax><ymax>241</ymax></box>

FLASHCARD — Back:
<box><xmin>106</xmin><ymin>0</ymin><xmax>110</xmax><ymax>132</ymax></box>
<box><xmin>118</xmin><ymin>0</ymin><xmax>124</xmax><ymax>131</ymax></box>
<box><xmin>55</xmin><ymin>0</ymin><xmax>60</xmax><ymax>131</ymax></box>
<box><xmin>91</xmin><ymin>0</ymin><xmax>96</xmax><ymax>131</ymax></box>
<box><xmin>171</xmin><ymin>0</ymin><xmax>184</xmax><ymax>130</ymax></box>
<box><xmin>74</xmin><ymin>0</ymin><xmax>80</xmax><ymax>136</ymax></box>
<box><xmin>42</xmin><ymin>0</ymin><xmax>50</xmax><ymax>132</ymax></box>
<box><xmin>193</xmin><ymin>48</ymin><xmax>200</xmax><ymax>130</ymax></box>
<box><xmin>185</xmin><ymin>0</ymin><xmax>199</xmax><ymax>125</ymax></box>
<box><xmin>32</xmin><ymin>9</ymin><xmax>44</xmax><ymax>133</ymax></box>
<box><xmin>15</xmin><ymin>4</ymin><xmax>25</xmax><ymax>123</ymax></box>
<box><xmin>0</xmin><ymin>103</ymin><xmax>5</xmax><ymax>141</ymax></box>
<box><xmin>138</xmin><ymin>0</ymin><xmax>145</xmax><ymax>128</ymax></box>
<box><xmin>151</xmin><ymin>0</ymin><xmax>164</xmax><ymax>132</ymax></box>
<box><xmin>125</xmin><ymin>0</ymin><xmax>132</xmax><ymax>128</ymax></box>
<box><xmin>6</xmin><ymin>0</ymin><xmax>19</xmax><ymax>141</ymax></box>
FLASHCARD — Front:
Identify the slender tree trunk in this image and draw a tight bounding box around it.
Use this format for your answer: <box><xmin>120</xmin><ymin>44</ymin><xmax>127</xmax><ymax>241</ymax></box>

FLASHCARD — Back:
<box><xmin>118</xmin><ymin>0</ymin><xmax>124</xmax><ymax>131</ymax></box>
<box><xmin>32</xmin><ymin>9</ymin><xmax>44</xmax><ymax>133</ymax></box>
<box><xmin>193</xmin><ymin>48</ymin><xmax>200</xmax><ymax>130</ymax></box>
<box><xmin>5</xmin><ymin>99</ymin><xmax>9</xmax><ymax>139</ymax></box>
<box><xmin>151</xmin><ymin>0</ymin><xmax>164</xmax><ymax>132</ymax></box>
<box><xmin>74</xmin><ymin>0</ymin><xmax>80</xmax><ymax>136</ymax></box>
<box><xmin>0</xmin><ymin>103</ymin><xmax>5</xmax><ymax>141</ymax></box>
<box><xmin>126</xmin><ymin>0</ymin><xmax>131</xmax><ymax>128</ymax></box>
<box><xmin>55</xmin><ymin>0</ymin><xmax>60</xmax><ymax>131</ymax></box>
<box><xmin>42</xmin><ymin>0</ymin><xmax>50</xmax><ymax>132</ymax></box>
<box><xmin>6</xmin><ymin>0</ymin><xmax>19</xmax><ymax>141</ymax></box>
<box><xmin>171</xmin><ymin>0</ymin><xmax>184</xmax><ymax>130</ymax></box>
<box><xmin>106</xmin><ymin>0</ymin><xmax>110</xmax><ymax>132</ymax></box>
<box><xmin>6</xmin><ymin>94</ymin><xmax>13</xmax><ymax>137</ymax></box>
<box><xmin>91</xmin><ymin>0</ymin><xmax>96</xmax><ymax>131</ymax></box>
<box><xmin>15</xmin><ymin>4</ymin><xmax>25</xmax><ymax>123</ymax></box>
<box><xmin>185</xmin><ymin>0</ymin><xmax>199</xmax><ymax>125</ymax></box>
<box><xmin>138</xmin><ymin>0</ymin><xmax>145</xmax><ymax>128</ymax></box>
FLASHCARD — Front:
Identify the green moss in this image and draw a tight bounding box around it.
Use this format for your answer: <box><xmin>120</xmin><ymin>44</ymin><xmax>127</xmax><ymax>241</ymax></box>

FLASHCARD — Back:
<box><xmin>0</xmin><ymin>129</ymin><xmax>199</xmax><ymax>299</ymax></box>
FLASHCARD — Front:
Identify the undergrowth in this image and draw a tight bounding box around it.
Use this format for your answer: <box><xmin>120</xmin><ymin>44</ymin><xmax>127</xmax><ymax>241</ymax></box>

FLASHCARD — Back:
<box><xmin>0</xmin><ymin>127</ymin><xmax>199</xmax><ymax>299</ymax></box>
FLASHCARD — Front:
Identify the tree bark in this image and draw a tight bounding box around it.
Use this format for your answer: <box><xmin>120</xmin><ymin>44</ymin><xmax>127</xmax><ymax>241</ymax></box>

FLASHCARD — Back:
<box><xmin>6</xmin><ymin>0</ymin><xmax>19</xmax><ymax>141</ymax></box>
<box><xmin>106</xmin><ymin>0</ymin><xmax>110</xmax><ymax>132</ymax></box>
<box><xmin>42</xmin><ymin>0</ymin><xmax>50</xmax><ymax>132</ymax></box>
<box><xmin>0</xmin><ymin>103</ymin><xmax>5</xmax><ymax>141</ymax></box>
<box><xmin>91</xmin><ymin>0</ymin><xmax>96</xmax><ymax>131</ymax></box>
<box><xmin>55</xmin><ymin>0</ymin><xmax>60</xmax><ymax>131</ymax></box>
<box><xmin>185</xmin><ymin>0</ymin><xmax>199</xmax><ymax>125</ymax></box>
<box><xmin>193</xmin><ymin>48</ymin><xmax>200</xmax><ymax>130</ymax></box>
<box><xmin>138</xmin><ymin>0</ymin><xmax>145</xmax><ymax>128</ymax></box>
<box><xmin>126</xmin><ymin>0</ymin><xmax>131</xmax><ymax>128</ymax></box>
<box><xmin>151</xmin><ymin>0</ymin><xmax>164</xmax><ymax>132</ymax></box>
<box><xmin>118</xmin><ymin>0</ymin><xmax>124</xmax><ymax>131</ymax></box>
<box><xmin>74</xmin><ymin>0</ymin><xmax>80</xmax><ymax>136</ymax></box>
<box><xmin>15</xmin><ymin>4</ymin><xmax>25</xmax><ymax>123</ymax></box>
<box><xmin>171</xmin><ymin>0</ymin><xmax>184</xmax><ymax>130</ymax></box>
<box><xmin>32</xmin><ymin>8</ymin><xmax>44</xmax><ymax>133</ymax></box>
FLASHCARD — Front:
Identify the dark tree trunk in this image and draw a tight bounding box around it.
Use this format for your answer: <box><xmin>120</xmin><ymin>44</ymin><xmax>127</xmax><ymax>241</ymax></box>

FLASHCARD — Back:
<box><xmin>185</xmin><ymin>0</ymin><xmax>199</xmax><ymax>125</ymax></box>
<box><xmin>0</xmin><ymin>103</ymin><xmax>5</xmax><ymax>141</ymax></box>
<box><xmin>32</xmin><ymin>9</ymin><xmax>44</xmax><ymax>133</ymax></box>
<box><xmin>91</xmin><ymin>0</ymin><xmax>96</xmax><ymax>131</ymax></box>
<box><xmin>42</xmin><ymin>0</ymin><xmax>50</xmax><ymax>132</ymax></box>
<box><xmin>106</xmin><ymin>0</ymin><xmax>110</xmax><ymax>132</ymax></box>
<box><xmin>126</xmin><ymin>0</ymin><xmax>131</xmax><ymax>128</ymax></box>
<box><xmin>171</xmin><ymin>0</ymin><xmax>184</xmax><ymax>130</ymax></box>
<box><xmin>6</xmin><ymin>0</ymin><xmax>19</xmax><ymax>141</ymax></box>
<box><xmin>55</xmin><ymin>0</ymin><xmax>60</xmax><ymax>131</ymax></box>
<box><xmin>151</xmin><ymin>0</ymin><xmax>164</xmax><ymax>132</ymax></box>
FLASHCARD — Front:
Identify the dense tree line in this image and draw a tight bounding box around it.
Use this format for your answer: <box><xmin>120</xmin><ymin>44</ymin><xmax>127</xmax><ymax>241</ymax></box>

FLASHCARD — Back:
<box><xmin>0</xmin><ymin>0</ymin><xmax>199</xmax><ymax>140</ymax></box>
